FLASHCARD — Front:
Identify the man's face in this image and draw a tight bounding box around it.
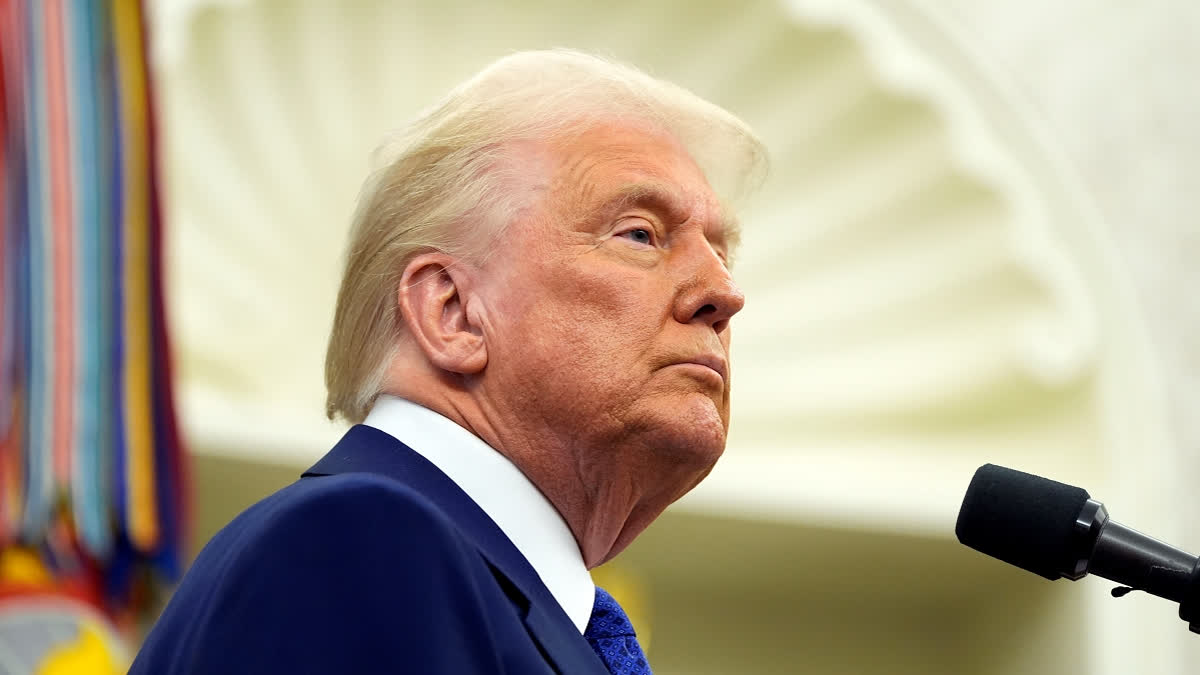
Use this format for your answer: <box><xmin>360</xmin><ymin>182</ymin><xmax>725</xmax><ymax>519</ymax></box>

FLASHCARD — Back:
<box><xmin>474</xmin><ymin>122</ymin><xmax>745</xmax><ymax>514</ymax></box>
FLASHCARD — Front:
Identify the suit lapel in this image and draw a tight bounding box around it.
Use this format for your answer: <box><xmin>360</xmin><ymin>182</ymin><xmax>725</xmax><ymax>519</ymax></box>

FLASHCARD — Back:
<box><xmin>303</xmin><ymin>425</ymin><xmax>608</xmax><ymax>675</ymax></box>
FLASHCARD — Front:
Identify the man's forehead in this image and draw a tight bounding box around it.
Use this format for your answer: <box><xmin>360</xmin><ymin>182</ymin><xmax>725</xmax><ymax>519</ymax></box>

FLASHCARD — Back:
<box><xmin>550</xmin><ymin>121</ymin><xmax>697</xmax><ymax>190</ymax></box>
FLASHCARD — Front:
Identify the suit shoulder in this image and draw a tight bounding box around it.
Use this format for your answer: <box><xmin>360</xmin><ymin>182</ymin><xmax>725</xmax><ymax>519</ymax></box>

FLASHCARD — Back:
<box><xmin>132</xmin><ymin>474</ymin><xmax>511</xmax><ymax>674</ymax></box>
<box><xmin>218</xmin><ymin>472</ymin><xmax>464</xmax><ymax>562</ymax></box>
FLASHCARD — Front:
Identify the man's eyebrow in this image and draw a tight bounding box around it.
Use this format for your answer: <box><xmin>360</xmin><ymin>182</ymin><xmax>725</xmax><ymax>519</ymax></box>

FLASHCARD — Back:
<box><xmin>588</xmin><ymin>183</ymin><xmax>689</xmax><ymax>224</ymax></box>
<box><xmin>588</xmin><ymin>183</ymin><xmax>739</xmax><ymax>246</ymax></box>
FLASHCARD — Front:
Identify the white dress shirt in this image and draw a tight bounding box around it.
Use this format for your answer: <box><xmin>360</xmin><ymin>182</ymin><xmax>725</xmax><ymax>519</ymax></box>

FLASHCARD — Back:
<box><xmin>363</xmin><ymin>395</ymin><xmax>595</xmax><ymax>633</ymax></box>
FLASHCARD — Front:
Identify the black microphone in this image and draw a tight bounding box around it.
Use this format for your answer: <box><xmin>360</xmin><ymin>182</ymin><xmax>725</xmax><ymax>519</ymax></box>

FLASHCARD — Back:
<box><xmin>955</xmin><ymin>463</ymin><xmax>1200</xmax><ymax>634</ymax></box>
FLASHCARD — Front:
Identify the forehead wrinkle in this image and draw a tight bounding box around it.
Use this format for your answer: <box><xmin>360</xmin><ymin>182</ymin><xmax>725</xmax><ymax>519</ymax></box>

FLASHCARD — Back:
<box><xmin>555</xmin><ymin>141</ymin><xmax>650</xmax><ymax>194</ymax></box>
<box><xmin>554</xmin><ymin>150</ymin><xmax>615</xmax><ymax>223</ymax></box>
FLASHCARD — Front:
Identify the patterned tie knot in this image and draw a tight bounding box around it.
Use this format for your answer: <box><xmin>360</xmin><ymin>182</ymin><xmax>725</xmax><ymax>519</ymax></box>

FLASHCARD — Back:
<box><xmin>584</xmin><ymin>586</ymin><xmax>651</xmax><ymax>674</ymax></box>
<box><xmin>587</xmin><ymin>587</ymin><xmax>637</xmax><ymax>639</ymax></box>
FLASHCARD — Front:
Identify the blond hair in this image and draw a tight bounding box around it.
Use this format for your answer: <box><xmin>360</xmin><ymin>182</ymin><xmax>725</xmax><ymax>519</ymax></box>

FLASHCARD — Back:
<box><xmin>325</xmin><ymin>49</ymin><xmax>767</xmax><ymax>422</ymax></box>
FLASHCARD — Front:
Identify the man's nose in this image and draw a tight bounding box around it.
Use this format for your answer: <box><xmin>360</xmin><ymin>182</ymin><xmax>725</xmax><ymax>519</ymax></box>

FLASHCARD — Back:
<box><xmin>673</xmin><ymin>239</ymin><xmax>746</xmax><ymax>333</ymax></box>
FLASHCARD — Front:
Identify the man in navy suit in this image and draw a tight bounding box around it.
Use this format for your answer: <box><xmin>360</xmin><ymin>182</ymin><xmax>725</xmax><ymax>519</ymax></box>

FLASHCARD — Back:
<box><xmin>131</xmin><ymin>49</ymin><xmax>766</xmax><ymax>674</ymax></box>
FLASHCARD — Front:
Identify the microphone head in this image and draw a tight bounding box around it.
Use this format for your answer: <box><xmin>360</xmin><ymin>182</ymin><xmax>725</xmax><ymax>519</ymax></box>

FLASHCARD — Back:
<box><xmin>955</xmin><ymin>464</ymin><xmax>1091</xmax><ymax>580</ymax></box>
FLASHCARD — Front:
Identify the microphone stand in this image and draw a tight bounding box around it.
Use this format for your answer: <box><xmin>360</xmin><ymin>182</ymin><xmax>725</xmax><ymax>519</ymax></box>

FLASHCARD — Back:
<box><xmin>1182</xmin><ymin>562</ymin><xmax>1200</xmax><ymax>634</ymax></box>
<box><xmin>1073</xmin><ymin>500</ymin><xmax>1200</xmax><ymax>635</ymax></box>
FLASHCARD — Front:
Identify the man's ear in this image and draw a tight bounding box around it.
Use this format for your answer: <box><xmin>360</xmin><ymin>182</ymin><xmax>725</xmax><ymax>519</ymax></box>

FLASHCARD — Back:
<box><xmin>396</xmin><ymin>253</ymin><xmax>487</xmax><ymax>375</ymax></box>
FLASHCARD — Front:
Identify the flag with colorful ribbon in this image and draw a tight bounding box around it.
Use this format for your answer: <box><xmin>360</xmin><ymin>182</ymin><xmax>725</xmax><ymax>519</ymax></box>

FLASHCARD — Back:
<box><xmin>0</xmin><ymin>0</ymin><xmax>188</xmax><ymax>667</ymax></box>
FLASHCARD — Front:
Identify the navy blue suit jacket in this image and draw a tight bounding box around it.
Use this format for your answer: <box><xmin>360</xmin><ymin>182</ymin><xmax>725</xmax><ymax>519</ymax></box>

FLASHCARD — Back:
<box><xmin>130</xmin><ymin>425</ymin><xmax>610</xmax><ymax>674</ymax></box>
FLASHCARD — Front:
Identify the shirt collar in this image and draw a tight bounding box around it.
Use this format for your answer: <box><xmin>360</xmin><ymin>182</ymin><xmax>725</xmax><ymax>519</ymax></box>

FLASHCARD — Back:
<box><xmin>363</xmin><ymin>395</ymin><xmax>594</xmax><ymax>633</ymax></box>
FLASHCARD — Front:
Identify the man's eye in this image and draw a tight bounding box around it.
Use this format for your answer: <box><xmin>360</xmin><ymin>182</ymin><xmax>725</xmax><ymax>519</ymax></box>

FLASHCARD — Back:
<box><xmin>619</xmin><ymin>228</ymin><xmax>654</xmax><ymax>245</ymax></box>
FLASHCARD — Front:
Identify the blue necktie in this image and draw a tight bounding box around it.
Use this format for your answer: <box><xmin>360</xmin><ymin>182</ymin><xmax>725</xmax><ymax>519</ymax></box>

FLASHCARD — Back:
<box><xmin>584</xmin><ymin>586</ymin><xmax>653</xmax><ymax>675</ymax></box>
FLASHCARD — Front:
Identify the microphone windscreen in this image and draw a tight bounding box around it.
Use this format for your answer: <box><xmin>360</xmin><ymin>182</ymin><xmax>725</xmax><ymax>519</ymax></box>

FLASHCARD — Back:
<box><xmin>955</xmin><ymin>464</ymin><xmax>1090</xmax><ymax>580</ymax></box>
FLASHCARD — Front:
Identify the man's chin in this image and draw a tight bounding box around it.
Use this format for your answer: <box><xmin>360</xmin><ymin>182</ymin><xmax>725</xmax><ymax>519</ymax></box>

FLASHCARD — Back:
<box><xmin>647</xmin><ymin>401</ymin><xmax>727</xmax><ymax>465</ymax></box>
